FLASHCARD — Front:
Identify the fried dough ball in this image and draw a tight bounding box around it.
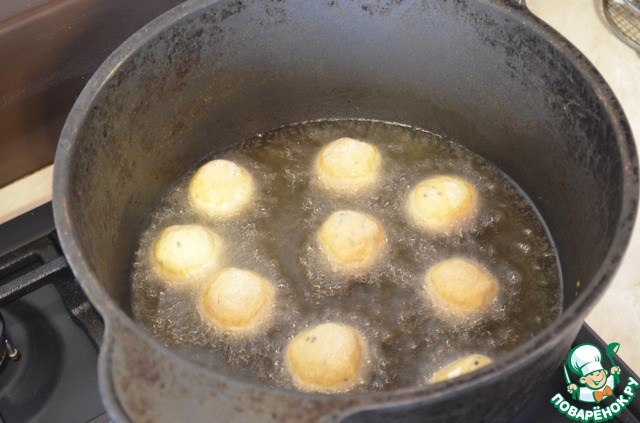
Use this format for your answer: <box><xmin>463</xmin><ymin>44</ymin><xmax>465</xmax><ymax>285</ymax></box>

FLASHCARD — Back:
<box><xmin>286</xmin><ymin>323</ymin><xmax>367</xmax><ymax>393</ymax></box>
<box><xmin>199</xmin><ymin>268</ymin><xmax>274</xmax><ymax>332</ymax></box>
<box><xmin>430</xmin><ymin>354</ymin><xmax>492</xmax><ymax>383</ymax></box>
<box><xmin>314</xmin><ymin>137</ymin><xmax>382</xmax><ymax>194</ymax></box>
<box><xmin>189</xmin><ymin>159</ymin><xmax>255</xmax><ymax>219</ymax></box>
<box><xmin>152</xmin><ymin>225</ymin><xmax>222</xmax><ymax>284</ymax></box>
<box><xmin>425</xmin><ymin>258</ymin><xmax>498</xmax><ymax>316</ymax></box>
<box><xmin>317</xmin><ymin>210</ymin><xmax>386</xmax><ymax>274</ymax></box>
<box><xmin>407</xmin><ymin>175</ymin><xmax>478</xmax><ymax>233</ymax></box>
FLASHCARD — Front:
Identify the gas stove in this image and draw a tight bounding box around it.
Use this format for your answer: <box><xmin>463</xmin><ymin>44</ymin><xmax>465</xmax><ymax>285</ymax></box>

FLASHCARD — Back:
<box><xmin>0</xmin><ymin>204</ymin><xmax>105</xmax><ymax>423</ymax></box>
<box><xmin>0</xmin><ymin>203</ymin><xmax>638</xmax><ymax>423</ymax></box>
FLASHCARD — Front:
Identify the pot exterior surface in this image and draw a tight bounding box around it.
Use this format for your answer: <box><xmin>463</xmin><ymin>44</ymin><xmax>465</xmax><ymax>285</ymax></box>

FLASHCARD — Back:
<box><xmin>53</xmin><ymin>0</ymin><xmax>638</xmax><ymax>421</ymax></box>
<box><xmin>101</xmin><ymin>314</ymin><xmax>579</xmax><ymax>423</ymax></box>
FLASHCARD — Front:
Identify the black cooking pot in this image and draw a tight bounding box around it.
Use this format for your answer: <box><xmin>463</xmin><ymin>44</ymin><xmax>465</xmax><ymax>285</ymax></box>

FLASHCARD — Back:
<box><xmin>52</xmin><ymin>0</ymin><xmax>638</xmax><ymax>421</ymax></box>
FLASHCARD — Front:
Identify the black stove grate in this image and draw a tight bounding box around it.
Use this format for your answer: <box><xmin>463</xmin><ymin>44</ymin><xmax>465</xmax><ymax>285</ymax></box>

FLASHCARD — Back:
<box><xmin>0</xmin><ymin>204</ymin><xmax>106</xmax><ymax>423</ymax></box>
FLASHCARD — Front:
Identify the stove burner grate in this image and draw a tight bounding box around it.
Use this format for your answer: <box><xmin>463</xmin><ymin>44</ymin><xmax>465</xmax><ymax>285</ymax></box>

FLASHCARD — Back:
<box><xmin>0</xmin><ymin>312</ymin><xmax>20</xmax><ymax>370</ymax></box>
<box><xmin>0</xmin><ymin>204</ymin><xmax>106</xmax><ymax>423</ymax></box>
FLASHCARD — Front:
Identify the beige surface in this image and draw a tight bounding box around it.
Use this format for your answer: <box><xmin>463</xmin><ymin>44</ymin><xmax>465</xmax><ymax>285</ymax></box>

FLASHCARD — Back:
<box><xmin>0</xmin><ymin>0</ymin><xmax>638</xmax><ymax>371</ymax></box>
<box><xmin>0</xmin><ymin>164</ymin><xmax>52</xmax><ymax>224</ymax></box>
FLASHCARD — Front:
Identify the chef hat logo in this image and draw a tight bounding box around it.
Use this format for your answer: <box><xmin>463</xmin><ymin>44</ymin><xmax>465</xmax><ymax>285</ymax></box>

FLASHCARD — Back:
<box><xmin>567</xmin><ymin>344</ymin><xmax>604</xmax><ymax>377</ymax></box>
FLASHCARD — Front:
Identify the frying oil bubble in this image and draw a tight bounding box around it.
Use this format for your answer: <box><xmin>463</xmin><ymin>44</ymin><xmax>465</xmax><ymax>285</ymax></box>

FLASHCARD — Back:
<box><xmin>130</xmin><ymin>119</ymin><xmax>562</xmax><ymax>392</ymax></box>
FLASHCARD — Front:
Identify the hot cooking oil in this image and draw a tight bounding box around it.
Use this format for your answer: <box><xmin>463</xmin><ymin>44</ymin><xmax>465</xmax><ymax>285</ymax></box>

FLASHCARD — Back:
<box><xmin>130</xmin><ymin>119</ymin><xmax>562</xmax><ymax>391</ymax></box>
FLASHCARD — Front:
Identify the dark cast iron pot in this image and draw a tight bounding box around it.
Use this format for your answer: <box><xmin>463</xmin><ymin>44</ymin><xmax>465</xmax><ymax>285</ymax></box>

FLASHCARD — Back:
<box><xmin>52</xmin><ymin>0</ymin><xmax>639</xmax><ymax>421</ymax></box>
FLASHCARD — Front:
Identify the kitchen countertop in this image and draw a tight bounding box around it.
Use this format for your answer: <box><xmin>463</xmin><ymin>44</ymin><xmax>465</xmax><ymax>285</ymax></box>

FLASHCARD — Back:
<box><xmin>0</xmin><ymin>0</ymin><xmax>639</xmax><ymax>371</ymax></box>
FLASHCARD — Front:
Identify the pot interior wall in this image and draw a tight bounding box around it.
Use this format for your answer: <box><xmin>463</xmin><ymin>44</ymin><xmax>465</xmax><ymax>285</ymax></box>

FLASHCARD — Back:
<box><xmin>64</xmin><ymin>0</ymin><xmax>625</xmax><ymax>318</ymax></box>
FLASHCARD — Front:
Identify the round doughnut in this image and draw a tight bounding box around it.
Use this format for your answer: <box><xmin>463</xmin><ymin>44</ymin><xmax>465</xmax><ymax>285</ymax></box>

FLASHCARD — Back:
<box><xmin>430</xmin><ymin>354</ymin><xmax>492</xmax><ymax>383</ymax></box>
<box><xmin>199</xmin><ymin>267</ymin><xmax>274</xmax><ymax>332</ymax></box>
<box><xmin>406</xmin><ymin>175</ymin><xmax>478</xmax><ymax>233</ymax></box>
<box><xmin>286</xmin><ymin>322</ymin><xmax>366</xmax><ymax>393</ymax></box>
<box><xmin>317</xmin><ymin>210</ymin><xmax>386</xmax><ymax>274</ymax></box>
<box><xmin>152</xmin><ymin>224</ymin><xmax>222</xmax><ymax>284</ymax></box>
<box><xmin>424</xmin><ymin>258</ymin><xmax>498</xmax><ymax>316</ymax></box>
<box><xmin>314</xmin><ymin>137</ymin><xmax>382</xmax><ymax>194</ymax></box>
<box><xmin>189</xmin><ymin>159</ymin><xmax>255</xmax><ymax>219</ymax></box>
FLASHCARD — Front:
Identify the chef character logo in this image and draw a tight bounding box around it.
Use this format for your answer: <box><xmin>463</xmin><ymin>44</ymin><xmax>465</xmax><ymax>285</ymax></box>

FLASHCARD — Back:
<box><xmin>565</xmin><ymin>343</ymin><xmax>620</xmax><ymax>404</ymax></box>
<box><xmin>551</xmin><ymin>342</ymin><xmax>640</xmax><ymax>422</ymax></box>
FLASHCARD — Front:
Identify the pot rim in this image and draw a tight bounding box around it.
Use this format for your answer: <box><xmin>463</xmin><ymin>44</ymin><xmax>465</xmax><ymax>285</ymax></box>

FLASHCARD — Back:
<box><xmin>52</xmin><ymin>0</ymin><xmax>639</xmax><ymax>406</ymax></box>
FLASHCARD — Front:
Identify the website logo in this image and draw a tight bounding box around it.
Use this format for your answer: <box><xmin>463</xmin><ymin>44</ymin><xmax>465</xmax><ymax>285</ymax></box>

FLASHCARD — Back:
<box><xmin>550</xmin><ymin>342</ymin><xmax>639</xmax><ymax>422</ymax></box>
